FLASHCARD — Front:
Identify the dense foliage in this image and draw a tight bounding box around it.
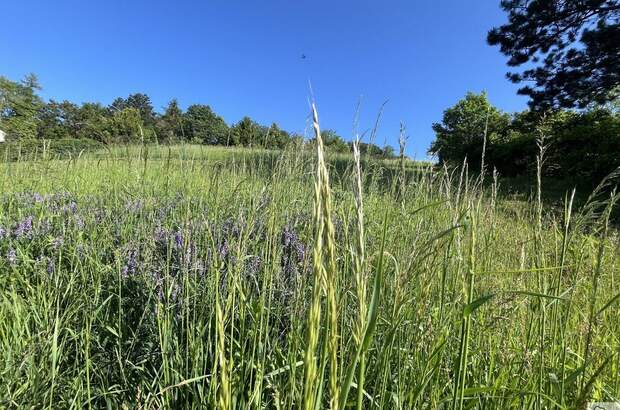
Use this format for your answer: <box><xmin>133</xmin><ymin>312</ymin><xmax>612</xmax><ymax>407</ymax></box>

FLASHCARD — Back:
<box><xmin>0</xmin><ymin>74</ymin><xmax>395</xmax><ymax>158</ymax></box>
<box><xmin>430</xmin><ymin>92</ymin><xmax>620</xmax><ymax>185</ymax></box>
<box><xmin>488</xmin><ymin>0</ymin><xmax>620</xmax><ymax>109</ymax></box>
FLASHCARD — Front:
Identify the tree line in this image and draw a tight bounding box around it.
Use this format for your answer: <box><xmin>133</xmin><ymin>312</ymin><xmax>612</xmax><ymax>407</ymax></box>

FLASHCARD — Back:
<box><xmin>429</xmin><ymin>92</ymin><xmax>620</xmax><ymax>184</ymax></box>
<box><xmin>0</xmin><ymin>74</ymin><xmax>396</xmax><ymax>158</ymax></box>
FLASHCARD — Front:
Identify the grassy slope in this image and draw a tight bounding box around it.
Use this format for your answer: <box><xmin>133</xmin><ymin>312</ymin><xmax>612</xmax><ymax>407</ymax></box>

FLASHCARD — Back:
<box><xmin>0</xmin><ymin>144</ymin><xmax>618</xmax><ymax>408</ymax></box>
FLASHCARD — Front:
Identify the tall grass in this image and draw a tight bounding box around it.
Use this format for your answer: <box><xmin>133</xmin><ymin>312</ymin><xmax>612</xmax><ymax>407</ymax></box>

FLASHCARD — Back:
<box><xmin>0</xmin><ymin>134</ymin><xmax>619</xmax><ymax>409</ymax></box>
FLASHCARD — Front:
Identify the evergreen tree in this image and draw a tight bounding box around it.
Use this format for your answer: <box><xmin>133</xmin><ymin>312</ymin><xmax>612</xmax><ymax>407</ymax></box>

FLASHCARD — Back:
<box><xmin>126</xmin><ymin>93</ymin><xmax>156</xmax><ymax>126</ymax></box>
<box><xmin>488</xmin><ymin>0</ymin><xmax>620</xmax><ymax>109</ymax></box>
<box><xmin>158</xmin><ymin>99</ymin><xmax>185</xmax><ymax>142</ymax></box>
<box><xmin>0</xmin><ymin>74</ymin><xmax>43</xmax><ymax>140</ymax></box>
<box><xmin>232</xmin><ymin>117</ymin><xmax>261</xmax><ymax>147</ymax></box>
<box><xmin>109</xmin><ymin>93</ymin><xmax>156</xmax><ymax>127</ymax></box>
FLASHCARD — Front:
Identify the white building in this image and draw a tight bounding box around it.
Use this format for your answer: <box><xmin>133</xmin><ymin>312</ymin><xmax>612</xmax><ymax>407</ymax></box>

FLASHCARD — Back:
<box><xmin>0</xmin><ymin>129</ymin><xmax>5</xmax><ymax>143</ymax></box>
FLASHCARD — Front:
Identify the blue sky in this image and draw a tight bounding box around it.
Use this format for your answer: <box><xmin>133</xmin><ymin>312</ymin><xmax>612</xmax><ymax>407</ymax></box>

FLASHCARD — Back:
<box><xmin>0</xmin><ymin>0</ymin><xmax>528</xmax><ymax>158</ymax></box>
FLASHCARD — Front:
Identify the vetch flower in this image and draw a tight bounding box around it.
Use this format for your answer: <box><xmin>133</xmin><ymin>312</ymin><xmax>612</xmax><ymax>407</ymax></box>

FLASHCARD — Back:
<box><xmin>64</xmin><ymin>201</ymin><xmax>78</xmax><ymax>214</ymax></box>
<box><xmin>121</xmin><ymin>248</ymin><xmax>139</xmax><ymax>278</ymax></box>
<box><xmin>124</xmin><ymin>199</ymin><xmax>143</xmax><ymax>213</ymax></box>
<box><xmin>6</xmin><ymin>249</ymin><xmax>18</xmax><ymax>266</ymax></box>
<box><xmin>73</xmin><ymin>215</ymin><xmax>85</xmax><ymax>230</ymax></box>
<box><xmin>52</xmin><ymin>236</ymin><xmax>64</xmax><ymax>250</ymax></box>
<box><xmin>39</xmin><ymin>219</ymin><xmax>52</xmax><ymax>235</ymax></box>
<box><xmin>217</xmin><ymin>239</ymin><xmax>229</xmax><ymax>260</ymax></box>
<box><xmin>174</xmin><ymin>230</ymin><xmax>183</xmax><ymax>249</ymax></box>
<box><xmin>47</xmin><ymin>258</ymin><xmax>55</xmax><ymax>275</ymax></box>
<box><xmin>245</xmin><ymin>255</ymin><xmax>262</xmax><ymax>278</ymax></box>
<box><xmin>76</xmin><ymin>244</ymin><xmax>86</xmax><ymax>261</ymax></box>
<box><xmin>13</xmin><ymin>216</ymin><xmax>34</xmax><ymax>240</ymax></box>
<box><xmin>280</xmin><ymin>225</ymin><xmax>307</xmax><ymax>280</ymax></box>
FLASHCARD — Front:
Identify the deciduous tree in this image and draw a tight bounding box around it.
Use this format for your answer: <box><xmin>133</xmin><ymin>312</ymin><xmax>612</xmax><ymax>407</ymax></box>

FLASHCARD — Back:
<box><xmin>184</xmin><ymin>104</ymin><xmax>229</xmax><ymax>145</ymax></box>
<box><xmin>429</xmin><ymin>92</ymin><xmax>511</xmax><ymax>167</ymax></box>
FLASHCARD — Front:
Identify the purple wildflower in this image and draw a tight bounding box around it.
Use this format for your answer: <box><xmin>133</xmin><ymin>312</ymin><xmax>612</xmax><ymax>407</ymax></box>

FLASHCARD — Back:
<box><xmin>154</xmin><ymin>226</ymin><xmax>167</xmax><ymax>243</ymax></box>
<box><xmin>0</xmin><ymin>226</ymin><xmax>6</xmax><ymax>240</ymax></box>
<box><xmin>217</xmin><ymin>240</ymin><xmax>229</xmax><ymax>260</ymax></box>
<box><xmin>39</xmin><ymin>219</ymin><xmax>52</xmax><ymax>235</ymax></box>
<box><xmin>6</xmin><ymin>249</ymin><xmax>17</xmax><ymax>266</ymax></box>
<box><xmin>122</xmin><ymin>248</ymin><xmax>139</xmax><ymax>278</ymax></box>
<box><xmin>174</xmin><ymin>231</ymin><xmax>183</xmax><ymax>249</ymax></box>
<box><xmin>193</xmin><ymin>260</ymin><xmax>206</xmax><ymax>277</ymax></box>
<box><xmin>281</xmin><ymin>226</ymin><xmax>307</xmax><ymax>280</ymax></box>
<box><xmin>76</xmin><ymin>244</ymin><xmax>86</xmax><ymax>261</ymax></box>
<box><xmin>13</xmin><ymin>216</ymin><xmax>34</xmax><ymax>240</ymax></box>
<box><xmin>125</xmin><ymin>199</ymin><xmax>143</xmax><ymax>213</ymax></box>
<box><xmin>64</xmin><ymin>201</ymin><xmax>78</xmax><ymax>214</ymax></box>
<box><xmin>245</xmin><ymin>255</ymin><xmax>262</xmax><ymax>277</ymax></box>
<box><xmin>52</xmin><ymin>236</ymin><xmax>64</xmax><ymax>250</ymax></box>
<box><xmin>73</xmin><ymin>215</ymin><xmax>85</xmax><ymax>230</ymax></box>
<box><xmin>221</xmin><ymin>218</ymin><xmax>243</xmax><ymax>240</ymax></box>
<box><xmin>47</xmin><ymin>258</ymin><xmax>55</xmax><ymax>275</ymax></box>
<box><xmin>296</xmin><ymin>242</ymin><xmax>306</xmax><ymax>262</ymax></box>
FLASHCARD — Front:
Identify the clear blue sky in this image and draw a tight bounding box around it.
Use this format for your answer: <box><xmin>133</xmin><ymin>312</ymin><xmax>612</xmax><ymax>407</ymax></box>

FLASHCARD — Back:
<box><xmin>0</xmin><ymin>0</ymin><xmax>528</xmax><ymax>158</ymax></box>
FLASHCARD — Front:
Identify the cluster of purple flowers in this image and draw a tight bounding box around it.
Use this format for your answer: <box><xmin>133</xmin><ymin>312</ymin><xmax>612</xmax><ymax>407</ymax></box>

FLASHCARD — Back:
<box><xmin>46</xmin><ymin>258</ymin><xmax>55</xmax><ymax>275</ymax></box>
<box><xmin>174</xmin><ymin>231</ymin><xmax>184</xmax><ymax>249</ymax></box>
<box><xmin>153</xmin><ymin>225</ymin><xmax>208</xmax><ymax>279</ymax></box>
<box><xmin>0</xmin><ymin>191</ymin><xmax>80</xmax><ymax>270</ymax></box>
<box><xmin>121</xmin><ymin>247</ymin><xmax>140</xmax><ymax>278</ymax></box>
<box><xmin>124</xmin><ymin>199</ymin><xmax>144</xmax><ymax>213</ymax></box>
<box><xmin>52</xmin><ymin>236</ymin><xmax>64</xmax><ymax>250</ymax></box>
<box><xmin>63</xmin><ymin>201</ymin><xmax>78</xmax><ymax>215</ymax></box>
<box><xmin>280</xmin><ymin>225</ymin><xmax>307</xmax><ymax>281</ymax></box>
<box><xmin>1</xmin><ymin>214</ymin><xmax>61</xmax><ymax>270</ymax></box>
<box><xmin>14</xmin><ymin>192</ymin><xmax>45</xmax><ymax>205</ymax></box>
<box><xmin>12</xmin><ymin>216</ymin><xmax>34</xmax><ymax>240</ymax></box>
<box><xmin>12</xmin><ymin>191</ymin><xmax>73</xmax><ymax>212</ymax></box>
<box><xmin>6</xmin><ymin>249</ymin><xmax>18</xmax><ymax>266</ymax></box>
<box><xmin>220</xmin><ymin>218</ymin><xmax>244</xmax><ymax>239</ymax></box>
<box><xmin>35</xmin><ymin>255</ymin><xmax>55</xmax><ymax>275</ymax></box>
<box><xmin>2</xmin><ymin>192</ymin><xmax>314</xmax><ymax>329</ymax></box>
<box><xmin>244</xmin><ymin>255</ymin><xmax>263</xmax><ymax>279</ymax></box>
<box><xmin>154</xmin><ymin>226</ymin><xmax>186</xmax><ymax>257</ymax></box>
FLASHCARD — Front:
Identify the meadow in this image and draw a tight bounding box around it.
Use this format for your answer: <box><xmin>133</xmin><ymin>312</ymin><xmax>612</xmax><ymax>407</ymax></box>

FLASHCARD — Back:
<box><xmin>1</xmin><ymin>120</ymin><xmax>619</xmax><ymax>409</ymax></box>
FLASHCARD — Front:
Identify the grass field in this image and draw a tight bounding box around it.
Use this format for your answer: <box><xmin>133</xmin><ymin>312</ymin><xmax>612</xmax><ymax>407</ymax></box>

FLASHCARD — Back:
<box><xmin>1</xmin><ymin>135</ymin><xmax>619</xmax><ymax>408</ymax></box>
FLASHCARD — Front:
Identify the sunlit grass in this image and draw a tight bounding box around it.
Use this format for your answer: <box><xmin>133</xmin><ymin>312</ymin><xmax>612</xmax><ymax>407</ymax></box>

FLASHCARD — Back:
<box><xmin>0</xmin><ymin>139</ymin><xmax>618</xmax><ymax>408</ymax></box>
